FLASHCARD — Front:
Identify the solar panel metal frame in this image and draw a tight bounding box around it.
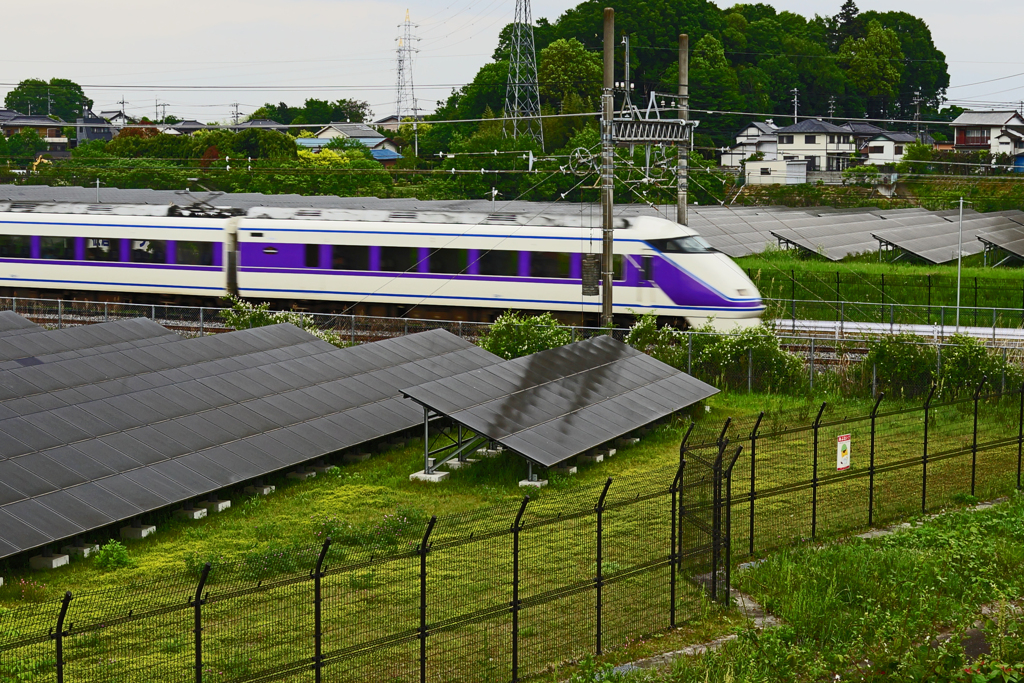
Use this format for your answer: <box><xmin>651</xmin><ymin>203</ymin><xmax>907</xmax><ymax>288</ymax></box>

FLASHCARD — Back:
<box><xmin>402</xmin><ymin>336</ymin><xmax>718</xmax><ymax>468</ymax></box>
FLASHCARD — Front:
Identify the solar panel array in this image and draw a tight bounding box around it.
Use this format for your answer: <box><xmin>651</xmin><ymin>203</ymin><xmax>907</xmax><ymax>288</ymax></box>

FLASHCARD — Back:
<box><xmin>0</xmin><ymin>318</ymin><xmax>502</xmax><ymax>561</ymax></box>
<box><xmin>403</xmin><ymin>336</ymin><xmax>717</xmax><ymax>468</ymax></box>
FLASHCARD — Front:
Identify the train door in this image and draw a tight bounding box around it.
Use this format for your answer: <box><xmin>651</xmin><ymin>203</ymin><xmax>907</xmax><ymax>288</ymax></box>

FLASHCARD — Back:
<box><xmin>638</xmin><ymin>246</ymin><xmax>655</xmax><ymax>305</ymax></box>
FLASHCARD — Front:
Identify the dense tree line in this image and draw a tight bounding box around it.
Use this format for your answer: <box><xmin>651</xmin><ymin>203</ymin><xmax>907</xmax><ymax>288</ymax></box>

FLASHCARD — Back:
<box><xmin>434</xmin><ymin>0</ymin><xmax>950</xmax><ymax>149</ymax></box>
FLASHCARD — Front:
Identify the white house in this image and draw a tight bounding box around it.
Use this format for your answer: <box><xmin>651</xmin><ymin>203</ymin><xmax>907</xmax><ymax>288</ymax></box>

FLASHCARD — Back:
<box><xmin>720</xmin><ymin>120</ymin><xmax>778</xmax><ymax>167</ymax></box>
<box><xmin>744</xmin><ymin>159</ymin><xmax>807</xmax><ymax>185</ymax></box>
<box><xmin>861</xmin><ymin>132</ymin><xmax>918</xmax><ymax>165</ymax></box>
<box><xmin>951</xmin><ymin>110</ymin><xmax>1024</xmax><ymax>156</ymax></box>
<box><xmin>774</xmin><ymin>119</ymin><xmax>856</xmax><ymax>172</ymax></box>
<box><xmin>315</xmin><ymin>122</ymin><xmax>398</xmax><ymax>152</ymax></box>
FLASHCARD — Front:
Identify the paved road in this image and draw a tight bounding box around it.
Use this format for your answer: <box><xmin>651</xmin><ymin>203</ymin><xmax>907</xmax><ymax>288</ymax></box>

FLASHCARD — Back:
<box><xmin>772</xmin><ymin>318</ymin><xmax>1024</xmax><ymax>343</ymax></box>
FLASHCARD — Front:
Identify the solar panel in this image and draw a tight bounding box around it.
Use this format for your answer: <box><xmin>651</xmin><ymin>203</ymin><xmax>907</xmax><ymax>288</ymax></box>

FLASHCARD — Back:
<box><xmin>977</xmin><ymin>224</ymin><xmax>1024</xmax><ymax>263</ymax></box>
<box><xmin>403</xmin><ymin>336</ymin><xmax>718</xmax><ymax>468</ymax></box>
<box><xmin>0</xmin><ymin>327</ymin><xmax>502</xmax><ymax>561</ymax></box>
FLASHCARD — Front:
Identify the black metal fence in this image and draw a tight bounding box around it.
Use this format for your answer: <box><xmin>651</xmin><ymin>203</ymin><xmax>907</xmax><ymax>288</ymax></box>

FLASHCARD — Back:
<box><xmin>686</xmin><ymin>384</ymin><xmax>1024</xmax><ymax>559</ymax></box>
<box><xmin>0</xmin><ymin>463</ymin><xmax>721</xmax><ymax>683</ymax></box>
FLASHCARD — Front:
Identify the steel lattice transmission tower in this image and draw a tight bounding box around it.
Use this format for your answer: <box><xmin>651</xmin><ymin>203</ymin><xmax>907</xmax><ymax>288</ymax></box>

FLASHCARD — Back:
<box><xmin>504</xmin><ymin>0</ymin><xmax>544</xmax><ymax>150</ymax></box>
<box><xmin>395</xmin><ymin>10</ymin><xmax>420</xmax><ymax>121</ymax></box>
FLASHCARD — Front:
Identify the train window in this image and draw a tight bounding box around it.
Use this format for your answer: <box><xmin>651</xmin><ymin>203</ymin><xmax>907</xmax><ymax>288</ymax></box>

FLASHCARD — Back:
<box><xmin>431</xmin><ymin>248</ymin><xmax>468</xmax><ymax>274</ymax></box>
<box><xmin>530</xmin><ymin>252</ymin><xmax>572</xmax><ymax>279</ymax></box>
<box><xmin>332</xmin><ymin>245</ymin><xmax>369</xmax><ymax>270</ymax></box>
<box><xmin>85</xmin><ymin>238</ymin><xmax>120</xmax><ymax>262</ymax></box>
<box><xmin>177</xmin><ymin>241</ymin><xmax>214</xmax><ymax>266</ymax></box>
<box><xmin>477</xmin><ymin>250</ymin><xmax>518</xmax><ymax>276</ymax></box>
<box><xmin>0</xmin><ymin>235</ymin><xmax>30</xmax><ymax>258</ymax></box>
<box><xmin>379</xmin><ymin>246</ymin><xmax>417</xmax><ymax>272</ymax></box>
<box><xmin>130</xmin><ymin>239</ymin><xmax>166</xmax><ymax>264</ymax></box>
<box><xmin>41</xmin><ymin>237</ymin><xmax>74</xmax><ymax>260</ymax></box>
<box><xmin>645</xmin><ymin>236</ymin><xmax>715</xmax><ymax>253</ymax></box>
<box><xmin>305</xmin><ymin>244</ymin><xmax>319</xmax><ymax>268</ymax></box>
<box><xmin>589</xmin><ymin>254</ymin><xmax>624</xmax><ymax>280</ymax></box>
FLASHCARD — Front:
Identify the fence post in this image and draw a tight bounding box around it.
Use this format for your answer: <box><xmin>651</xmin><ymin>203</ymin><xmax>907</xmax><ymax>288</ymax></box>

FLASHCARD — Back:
<box><xmin>58</xmin><ymin>299</ymin><xmax>63</xmax><ymax>329</ymax></box>
<box><xmin>595</xmin><ymin>477</ymin><xmax>613</xmax><ymax>656</ymax></box>
<box><xmin>922</xmin><ymin>385</ymin><xmax>936</xmax><ymax>513</ymax></box>
<box><xmin>927</xmin><ymin>274</ymin><xmax>931</xmax><ymax>322</ymax></box>
<box><xmin>312</xmin><ymin>539</ymin><xmax>331</xmax><ymax>683</ymax></box>
<box><xmin>724</xmin><ymin>446</ymin><xmax>743</xmax><ymax>606</ymax></box>
<box><xmin>151</xmin><ymin>304</ymin><xmax>156</xmax><ymax>321</ymax></box>
<box><xmin>199</xmin><ymin>307</ymin><xmax>204</xmax><ymax>336</ymax></box>
<box><xmin>1018</xmin><ymin>383</ymin><xmax>1023</xmax><ymax>491</ymax></box>
<box><xmin>670</xmin><ymin>464</ymin><xmax>682</xmax><ymax>628</ymax></box>
<box><xmin>711</xmin><ymin>438</ymin><xmax>728</xmax><ymax>602</ymax></box>
<box><xmin>868</xmin><ymin>392</ymin><xmax>884</xmax><ymax>527</ymax></box>
<box><xmin>192</xmin><ymin>562</ymin><xmax>211</xmax><ymax>683</ymax></box>
<box><xmin>51</xmin><ymin>590</ymin><xmax>72</xmax><ymax>683</ymax></box>
<box><xmin>972</xmin><ymin>379</ymin><xmax>985</xmax><ymax>497</ymax></box>
<box><xmin>350</xmin><ymin>315</ymin><xmax>355</xmax><ymax>345</ymax></box>
<box><xmin>687</xmin><ymin>333</ymin><xmax>692</xmax><ymax>375</ymax></box>
<box><xmin>676</xmin><ymin>423</ymin><xmax>694</xmax><ymax>577</ymax></box>
<box><xmin>511</xmin><ymin>496</ymin><xmax>530</xmax><ymax>682</ymax></box>
<box><xmin>809</xmin><ymin>338</ymin><xmax>815</xmax><ymax>390</ymax></box>
<box><xmin>748</xmin><ymin>412</ymin><xmax>764</xmax><ymax>557</ymax></box>
<box><xmin>747</xmin><ymin>347</ymin><xmax>753</xmax><ymax>393</ymax></box>
<box><xmin>811</xmin><ymin>403</ymin><xmax>826</xmax><ymax>540</ymax></box>
<box><xmin>418</xmin><ymin>516</ymin><xmax>437</xmax><ymax>683</ymax></box>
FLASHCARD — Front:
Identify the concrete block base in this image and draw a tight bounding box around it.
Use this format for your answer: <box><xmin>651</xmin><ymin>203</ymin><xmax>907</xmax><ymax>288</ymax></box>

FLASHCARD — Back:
<box><xmin>287</xmin><ymin>470</ymin><xmax>316</xmax><ymax>481</ymax></box>
<box><xmin>616</xmin><ymin>437</ymin><xmax>640</xmax><ymax>447</ymax></box>
<box><xmin>445</xmin><ymin>458</ymin><xmax>479</xmax><ymax>471</ymax></box>
<box><xmin>120</xmin><ymin>525</ymin><xmax>156</xmax><ymax>540</ymax></box>
<box><xmin>410</xmin><ymin>470</ymin><xmax>449</xmax><ymax>483</ymax></box>
<box><xmin>0</xmin><ymin>577</ymin><xmax>3</xmax><ymax>587</ymax></box>
<box><xmin>479</xmin><ymin>448</ymin><xmax>503</xmax><ymax>458</ymax></box>
<box><xmin>552</xmin><ymin>465</ymin><xmax>578</xmax><ymax>475</ymax></box>
<box><xmin>342</xmin><ymin>452</ymin><xmax>370</xmax><ymax>464</ymax></box>
<box><xmin>389</xmin><ymin>438</ymin><xmax>408</xmax><ymax>447</ymax></box>
<box><xmin>579</xmin><ymin>453</ymin><xmax>605</xmax><ymax>464</ymax></box>
<box><xmin>61</xmin><ymin>544</ymin><xmax>99</xmax><ymax>559</ymax></box>
<box><xmin>244</xmin><ymin>485</ymin><xmax>275</xmax><ymax>496</ymax></box>
<box><xmin>519</xmin><ymin>478</ymin><xmax>548</xmax><ymax>488</ymax></box>
<box><xmin>310</xmin><ymin>464</ymin><xmax>335</xmax><ymax>474</ymax></box>
<box><xmin>175</xmin><ymin>508</ymin><xmax>207</xmax><ymax>521</ymax></box>
<box><xmin>30</xmin><ymin>554</ymin><xmax>70</xmax><ymax>571</ymax></box>
<box><xmin>596</xmin><ymin>448</ymin><xmax>617</xmax><ymax>458</ymax></box>
<box><xmin>198</xmin><ymin>500</ymin><xmax>231</xmax><ymax>513</ymax></box>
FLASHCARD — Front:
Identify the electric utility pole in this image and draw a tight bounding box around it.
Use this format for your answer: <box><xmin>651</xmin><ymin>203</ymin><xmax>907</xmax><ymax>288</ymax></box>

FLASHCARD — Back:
<box><xmin>791</xmin><ymin>88</ymin><xmax>799</xmax><ymax>124</ymax></box>
<box><xmin>677</xmin><ymin>33</ymin><xmax>689</xmax><ymax>226</ymax></box>
<box><xmin>601</xmin><ymin>7</ymin><xmax>615</xmax><ymax>328</ymax></box>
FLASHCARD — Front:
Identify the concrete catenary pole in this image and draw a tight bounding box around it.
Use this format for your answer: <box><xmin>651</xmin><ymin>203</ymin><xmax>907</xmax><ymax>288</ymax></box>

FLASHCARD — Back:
<box><xmin>677</xmin><ymin>34</ymin><xmax>689</xmax><ymax>226</ymax></box>
<box><xmin>601</xmin><ymin>7</ymin><xmax>615</xmax><ymax>328</ymax></box>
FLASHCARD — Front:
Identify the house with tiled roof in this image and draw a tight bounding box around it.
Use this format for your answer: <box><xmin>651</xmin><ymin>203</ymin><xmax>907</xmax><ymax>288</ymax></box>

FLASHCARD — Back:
<box><xmin>720</xmin><ymin>120</ymin><xmax>778</xmax><ymax>167</ymax></box>
<box><xmin>774</xmin><ymin>119</ymin><xmax>857</xmax><ymax>172</ymax></box>
<box><xmin>950</xmin><ymin>110</ymin><xmax>1024</xmax><ymax>156</ymax></box>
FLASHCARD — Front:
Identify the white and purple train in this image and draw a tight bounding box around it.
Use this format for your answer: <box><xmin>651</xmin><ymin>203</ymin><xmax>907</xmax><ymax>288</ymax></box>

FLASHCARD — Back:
<box><xmin>0</xmin><ymin>201</ymin><xmax>763</xmax><ymax>328</ymax></box>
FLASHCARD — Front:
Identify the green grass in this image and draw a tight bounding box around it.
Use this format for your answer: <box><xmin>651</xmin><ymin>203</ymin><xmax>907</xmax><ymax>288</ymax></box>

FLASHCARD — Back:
<box><xmin>567</xmin><ymin>493</ymin><xmax>1024</xmax><ymax>683</ymax></box>
<box><xmin>2</xmin><ymin>390</ymin><xmax>1022</xmax><ymax>683</ymax></box>
<box><xmin>737</xmin><ymin>250</ymin><xmax>1024</xmax><ymax>327</ymax></box>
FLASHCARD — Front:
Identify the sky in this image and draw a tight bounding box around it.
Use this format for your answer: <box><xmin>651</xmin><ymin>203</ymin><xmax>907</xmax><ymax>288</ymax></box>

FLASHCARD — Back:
<box><xmin>2</xmin><ymin>0</ymin><xmax>1023</xmax><ymax>124</ymax></box>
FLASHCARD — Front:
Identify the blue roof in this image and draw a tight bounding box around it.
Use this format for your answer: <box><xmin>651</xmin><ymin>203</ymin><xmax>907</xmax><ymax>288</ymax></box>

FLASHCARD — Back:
<box><xmin>371</xmin><ymin>149</ymin><xmax>403</xmax><ymax>161</ymax></box>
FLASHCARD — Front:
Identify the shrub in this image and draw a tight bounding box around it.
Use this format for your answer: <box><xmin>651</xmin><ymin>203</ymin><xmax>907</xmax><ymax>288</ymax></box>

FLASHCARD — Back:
<box><xmin>94</xmin><ymin>541</ymin><xmax>136</xmax><ymax>570</ymax></box>
<box><xmin>863</xmin><ymin>333</ymin><xmax>937</xmax><ymax>398</ymax></box>
<box><xmin>478</xmin><ymin>311</ymin><xmax>572</xmax><ymax>360</ymax></box>
<box><xmin>626</xmin><ymin>314</ymin><xmax>802</xmax><ymax>393</ymax></box>
<box><xmin>940</xmin><ymin>334</ymin><xmax>1023</xmax><ymax>397</ymax></box>
<box><xmin>312</xmin><ymin>505</ymin><xmax>428</xmax><ymax>550</ymax></box>
<box><xmin>220</xmin><ymin>296</ymin><xmax>346</xmax><ymax>347</ymax></box>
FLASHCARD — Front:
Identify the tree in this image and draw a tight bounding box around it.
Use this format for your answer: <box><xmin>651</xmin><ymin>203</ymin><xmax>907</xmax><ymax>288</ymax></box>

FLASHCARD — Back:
<box><xmin>537</xmin><ymin>38</ymin><xmax>602</xmax><ymax>105</ymax></box>
<box><xmin>837</xmin><ymin>20</ymin><xmax>903</xmax><ymax>112</ymax></box>
<box><xmin>4</xmin><ymin>78</ymin><xmax>92</xmax><ymax>122</ymax></box>
<box><xmin>861</xmin><ymin>11</ymin><xmax>949</xmax><ymax>119</ymax></box>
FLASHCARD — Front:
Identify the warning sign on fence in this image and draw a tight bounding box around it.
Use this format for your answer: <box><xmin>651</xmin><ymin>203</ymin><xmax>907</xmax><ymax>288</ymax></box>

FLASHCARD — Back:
<box><xmin>837</xmin><ymin>434</ymin><xmax>851</xmax><ymax>471</ymax></box>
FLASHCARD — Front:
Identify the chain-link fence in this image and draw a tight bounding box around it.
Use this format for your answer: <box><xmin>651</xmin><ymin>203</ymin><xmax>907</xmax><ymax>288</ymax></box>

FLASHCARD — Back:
<box><xmin>687</xmin><ymin>385</ymin><xmax>1024</xmax><ymax>560</ymax></box>
<box><xmin>0</xmin><ymin>465</ymin><xmax>720</xmax><ymax>683</ymax></box>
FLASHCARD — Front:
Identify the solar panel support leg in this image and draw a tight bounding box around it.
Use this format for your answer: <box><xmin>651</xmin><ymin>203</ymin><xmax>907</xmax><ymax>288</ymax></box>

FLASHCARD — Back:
<box><xmin>423</xmin><ymin>405</ymin><xmax>431</xmax><ymax>474</ymax></box>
